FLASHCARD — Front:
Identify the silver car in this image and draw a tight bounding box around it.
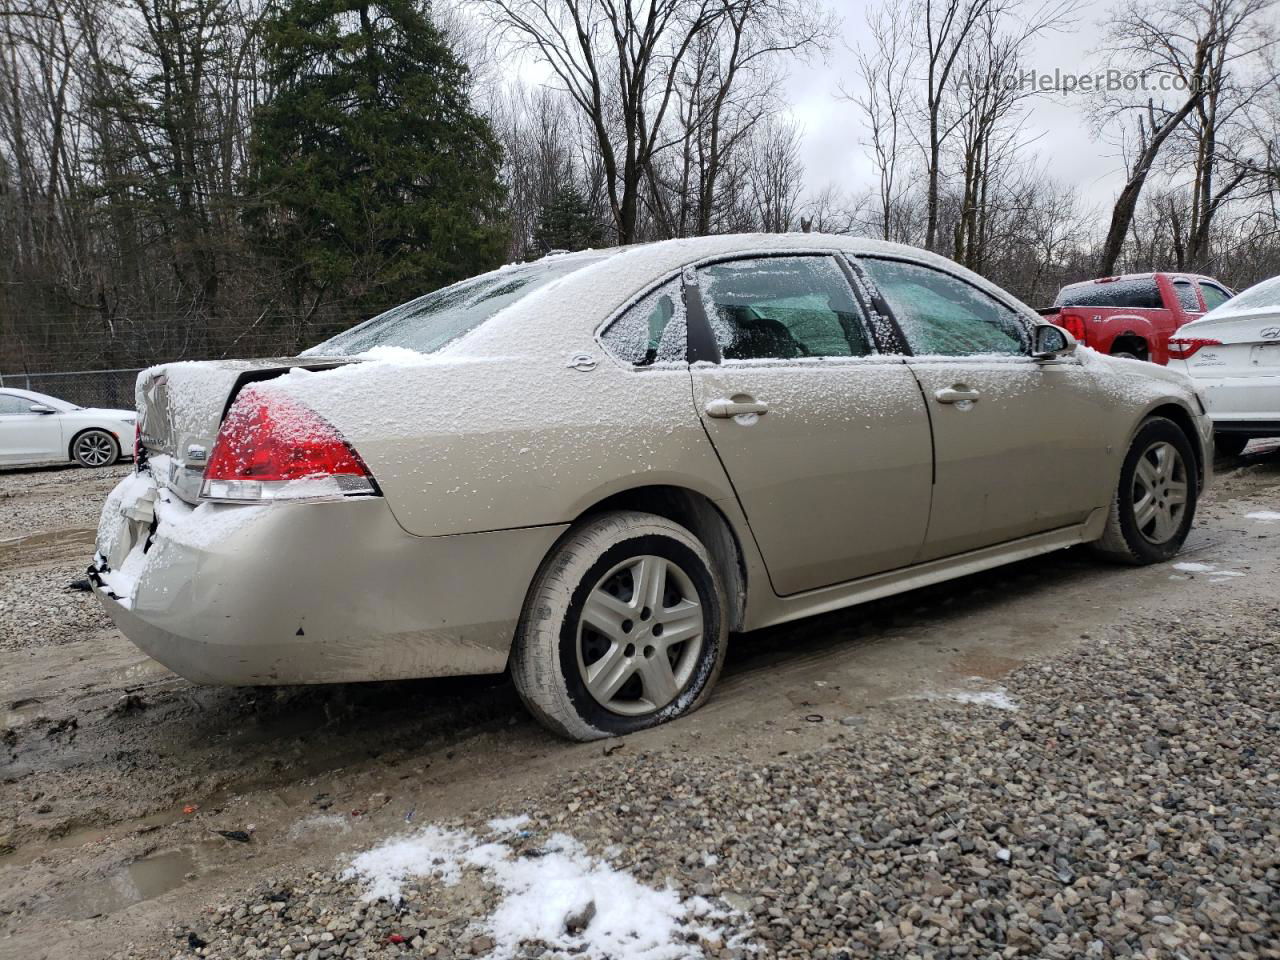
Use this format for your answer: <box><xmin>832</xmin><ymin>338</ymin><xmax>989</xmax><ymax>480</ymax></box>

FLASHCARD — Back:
<box><xmin>90</xmin><ymin>234</ymin><xmax>1212</xmax><ymax>740</ymax></box>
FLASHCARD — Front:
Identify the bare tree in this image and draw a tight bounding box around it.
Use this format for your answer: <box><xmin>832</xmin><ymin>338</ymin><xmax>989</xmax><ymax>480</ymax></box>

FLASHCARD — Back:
<box><xmin>1092</xmin><ymin>0</ymin><xmax>1278</xmax><ymax>273</ymax></box>
<box><xmin>845</xmin><ymin>0</ymin><xmax>914</xmax><ymax>241</ymax></box>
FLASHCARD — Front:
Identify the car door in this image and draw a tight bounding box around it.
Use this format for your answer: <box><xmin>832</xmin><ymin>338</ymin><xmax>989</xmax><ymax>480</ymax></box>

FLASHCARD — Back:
<box><xmin>854</xmin><ymin>256</ymin><xmax>1113</xmax><ymax>563</ymax></box>
<box><xmin>0</xmin><ymin>392</ymin><xmax>64</xmax><ymax>464</ymax></box>
<box><xmin>687</xmin><ymin>254</ymin><xmax>933</xmax><ymax>596</ymax></box>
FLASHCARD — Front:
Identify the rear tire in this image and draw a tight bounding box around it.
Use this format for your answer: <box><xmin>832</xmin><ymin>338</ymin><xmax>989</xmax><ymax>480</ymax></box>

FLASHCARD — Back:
<box><xmin>511</xmin><ymin>511</ymin><xmax>728</xmax><ymax>742</ymax></box>
<box><xmin>1214</xmin><ymin>433</ymin><xmax>1250</xmax><ymax>458</ymax></box>
<box><xmin>1092</xmin><ymin>417</ymin><xmax>1198</xmax><ymax>565</ymax></box>
<box><xmin>71</xmin><ymin>429</ymin><xmax>120</xmax><ymax>468</ymax></box>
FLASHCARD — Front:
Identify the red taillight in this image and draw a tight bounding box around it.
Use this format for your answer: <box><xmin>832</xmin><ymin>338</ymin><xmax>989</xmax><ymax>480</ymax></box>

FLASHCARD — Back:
<box><xmin>1059</xmin><ymin>312</ymin><xmax>1087</xmax><ymax>345</ymax></box>
<box><xmin>1167</xmin><ymin>337</ymin><xmax>1222</xmax><ymax>359</ymax></box>
<box><xmin>201</xmin><ymin>388</ymin><xmax>376</xmax><ymax>501</ymax></box>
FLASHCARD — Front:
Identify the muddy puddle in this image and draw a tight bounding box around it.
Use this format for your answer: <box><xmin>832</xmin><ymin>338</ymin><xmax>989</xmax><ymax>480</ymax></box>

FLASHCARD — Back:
<box><xmin>52</xmin><ymin>848</ymin><xmax>197</xmax><ymax>920</ymax></box>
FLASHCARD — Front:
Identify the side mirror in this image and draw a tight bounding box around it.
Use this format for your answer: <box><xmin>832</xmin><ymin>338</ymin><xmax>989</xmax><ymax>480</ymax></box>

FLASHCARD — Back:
<box><xmin>27</xmin><ymin>403</ymin><xmax>56</xmax><ymax>415</ymax></box>
<box><xmin>1033</xmin><ymin>324</ymin><xmax>1076</xmax><ymax>360</ymax></box>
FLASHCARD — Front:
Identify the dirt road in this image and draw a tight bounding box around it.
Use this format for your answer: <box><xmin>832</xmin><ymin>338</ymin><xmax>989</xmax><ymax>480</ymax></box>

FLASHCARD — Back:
<box><xmin>2</xmin><ymin>447</ymin><xmax>1278</xmax><ymax>958</ymax></box>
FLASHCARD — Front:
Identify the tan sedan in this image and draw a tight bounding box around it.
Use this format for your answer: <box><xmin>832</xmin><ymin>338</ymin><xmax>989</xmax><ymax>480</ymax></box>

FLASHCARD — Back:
<box><xmin>90</xmin><ymin>234</ymin><xmax>1212</xmax><ymax>740</ymax></box>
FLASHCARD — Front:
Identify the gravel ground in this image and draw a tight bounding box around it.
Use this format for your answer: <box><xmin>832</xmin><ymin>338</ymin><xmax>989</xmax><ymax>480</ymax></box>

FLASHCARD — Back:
<box><xmin>132</xmin><ymin>602</ymin><xmax>1278</xmax><ymax>960</ymax></box>
<box><xmin>0</xmin><ymin>465</ymin><xmax>125</xmax><ymax>652</ymax></box>
<box><xmin>0</xmin><ymin>464</ymin><xmax>130</xmax><ymax>539</ymax></box>
<box><xmin>0</xmin><ymin>565</ymin><xmax>114</xmax><ymax>652</ymax></box>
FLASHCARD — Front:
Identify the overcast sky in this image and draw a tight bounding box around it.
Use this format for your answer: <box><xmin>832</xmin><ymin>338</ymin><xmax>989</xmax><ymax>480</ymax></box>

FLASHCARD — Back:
<box><xmin>500</xmin><ymin>0</ymin><xmax>1140</xmax><ymax>214</ymax></box>
<box><xmin>785</xmin><ymin>0</ymin><xmax>1128</xmax><ymax>212</ymax></box>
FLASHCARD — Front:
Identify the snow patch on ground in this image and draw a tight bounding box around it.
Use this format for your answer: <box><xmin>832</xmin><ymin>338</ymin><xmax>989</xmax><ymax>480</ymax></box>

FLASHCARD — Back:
<box><xmin>1172</xmin><ymin>561</ymin><xmax>1247</xmax><ymax>582</ymax></box>
<box><xmin>1245</xmin><ymin>510</ymin><xmax>1280</xmax><ymax>522</ymax></box>
<box><xmin>945</xmin><ymin>689</ymin><xmax>1020</xmax><ymax>711</ymax></box>
<box><xmin>486</xmin><ymin>814</ymin><xmax>530</xmax><ymax>834</ymax></box>
<box><xmin>905</xmin><ymin>685</ymin><xmax>1020</xmax><ymax>712</ymax></box>
<box><xmin>344</xmin><ymin>825</ymin><xmax>732</xmax><ymax>959</ymax></box>
<box><xmin>1173</xmin><ymin>562</ymin><xmax>1215</xmax><ymax>573</ymax></box>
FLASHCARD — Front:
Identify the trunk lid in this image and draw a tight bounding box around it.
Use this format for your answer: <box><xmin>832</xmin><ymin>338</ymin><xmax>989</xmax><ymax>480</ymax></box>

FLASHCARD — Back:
<box><xmin>136</xmin><ymin>358</ymin><xmax>355</xmax><ymax>502</ymax></box>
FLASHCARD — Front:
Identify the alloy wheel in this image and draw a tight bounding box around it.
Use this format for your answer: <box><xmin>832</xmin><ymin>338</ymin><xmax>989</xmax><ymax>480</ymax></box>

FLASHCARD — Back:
<box><xmin>576</xmin><ymin>554</ymin><xmax>704</xmax><ymax>716</ymax></box>
<box><xmin>1132</xmin><ymin>440</ymin><xmax>1188</xmax><ymax>544</ymax></box>
<box><xmin>75</xmin><ymin>431</ymin><xmax>116</xmax><ymax>467</ymax></box>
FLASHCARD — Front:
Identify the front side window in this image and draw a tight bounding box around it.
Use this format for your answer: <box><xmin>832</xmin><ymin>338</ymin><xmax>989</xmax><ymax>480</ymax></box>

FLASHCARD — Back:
<box><xmin>858</xmin><ymin>258</ymin><xmax>1028</xmax><ymax>356</ymax></box>
<box><xmin>600</xmin><ymin>278</ymin><xmax>687</xmax><ymax>365</ymax></box>
<box><xmin>1173</xmin><ymin>280</ymin><xmax>1201</xmax><ymax>312</ymax></box>
<box><xmin>305</xmin><ymin>255</ymin><xmax>606</xmax><ymax>357</ymax></box>
<box><xmin>0</xmin><ymin>394</ymin><xmax>30</xmax><ymax>415</ymax></box>
<box><xmin>698</xmin><ymin>256</ymin><xmax>872</xmax><ymax>361</ymax></box>
<box><xmin>1198</xmin><ymin>282</ymin><xmax>1232</xmax><ymax>311</ymax></box>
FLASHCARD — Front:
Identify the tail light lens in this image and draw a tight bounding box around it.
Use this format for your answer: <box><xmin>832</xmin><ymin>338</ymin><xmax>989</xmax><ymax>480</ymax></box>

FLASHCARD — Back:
<box><xmin>201</xmin><ymin>388</ymin><xmax>377</xmax><ymax>502</ymax></box>
<box><xmin>1059</xmin><ymin>313</ymin><xmax>1087</xmax><ymax>345</ymax></box>
<box><xmin>1167</xmin><ymin>337</ymin><xmax>1222</xmax><ymax>359</ymax></box>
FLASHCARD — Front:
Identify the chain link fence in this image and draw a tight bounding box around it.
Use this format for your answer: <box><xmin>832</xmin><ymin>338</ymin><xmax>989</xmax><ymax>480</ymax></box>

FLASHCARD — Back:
<box><xmin>0</xmin><ymin>368</ymin><xmax>144</xmax><ymax>410</ymax></box>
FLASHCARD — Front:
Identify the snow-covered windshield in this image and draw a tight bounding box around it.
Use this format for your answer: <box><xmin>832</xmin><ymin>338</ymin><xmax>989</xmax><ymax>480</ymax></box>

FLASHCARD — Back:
<box><xmin>305</xmin><ymin>255</ymin><xmax>606</xmax><ymax>357</ymax></box>
<box><xmin>1211</xmin><ymin>274</ymin><xmax>1280</xmax><ymax>315</ymax></box>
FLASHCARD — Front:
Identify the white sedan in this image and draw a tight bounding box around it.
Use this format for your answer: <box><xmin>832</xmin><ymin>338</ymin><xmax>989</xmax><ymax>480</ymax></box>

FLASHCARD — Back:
<box><xmin>0</xmin><ymin>387</ymin><xmax>135</xmax><ymax>468</ymax></box>
<box><xmin>1169</xmin><ymin>274</ymin><xmax>1280</xmax><ymax>456</ymax></box>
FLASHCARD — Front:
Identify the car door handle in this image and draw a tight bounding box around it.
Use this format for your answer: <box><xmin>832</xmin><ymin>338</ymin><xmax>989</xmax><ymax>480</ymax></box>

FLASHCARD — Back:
<box><xmin>934</xmin><ymin>386</ymin><xmax>981</xmax><ymax>404</ymax></box>
<box><xmin>705</xmin><ymin>398</ymin><xmax>769</xmax><ymax>418</ymax></box>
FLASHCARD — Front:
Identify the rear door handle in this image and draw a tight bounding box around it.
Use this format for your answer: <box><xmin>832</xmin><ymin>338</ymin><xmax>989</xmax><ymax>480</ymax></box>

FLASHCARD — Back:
<box><xmin>705</xmin><ymin>398</ymin><xmax>769</xmax><ymax>418</ymax></box>
<box><xmin>934</xmin><ymin>386</ymin><xmax>981</xmax><ymax>404</ymax></box>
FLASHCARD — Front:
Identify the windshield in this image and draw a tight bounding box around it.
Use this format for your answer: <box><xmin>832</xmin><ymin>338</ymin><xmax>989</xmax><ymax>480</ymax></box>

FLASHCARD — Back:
<box><xmin>26</xmin><ymin>390</ymin><xmax>79</xmax><ymax>411</ymax></box>
<box><xmin>305</xmin><ymin>256</ymin><xmax>605</xmax><ymax>357</ymax></box>
<box><xmin>1212</xmin><ymin>274</ymin><xmax>1280</xmax><ymax>314</ymax></box>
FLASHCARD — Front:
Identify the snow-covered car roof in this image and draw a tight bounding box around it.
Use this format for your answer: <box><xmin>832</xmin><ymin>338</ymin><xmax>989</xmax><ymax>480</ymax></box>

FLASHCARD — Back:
<box><xmin>451</xmin><ymin>232</ymin><xmax>1038</xmax><ymax>360</ymax></box>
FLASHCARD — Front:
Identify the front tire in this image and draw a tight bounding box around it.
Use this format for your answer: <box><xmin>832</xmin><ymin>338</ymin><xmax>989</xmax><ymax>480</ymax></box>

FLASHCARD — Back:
<box><xmin>1092</xmin><ymin>417</ymin><xmax>1199</xmax><ymax>564</ymax></box>
<box><xmin>71</xmin><ymin>429</ymin><xmax>120</xmax><ymax>468</ymax></box>
<box><xmin>511</xmin><ymin>511</ymin><xmax>728</xmax><ymax>742</ymax></box>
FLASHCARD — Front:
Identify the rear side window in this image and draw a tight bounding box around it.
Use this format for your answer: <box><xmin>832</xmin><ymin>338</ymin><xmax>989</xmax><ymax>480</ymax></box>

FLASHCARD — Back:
<box><xmin>305</xmin><ymin>255</ymin><xmax>605</xmax><ymax>357</ymax></box>
<box><xmin>1172</xmin><ymin>280</ymin><xmax>1200</xmax><ymax>312</ymax></box>
<box><xmin>858</xmin><ymin>258</ymin><xmax>1028</xmax><ymax>356</ymax></box>
<box><xmin>1056</xmin><ymin>278</ymin><xmax>1163</xmax><ymax>309</ymax></box>
<box><xmin>600</xmin><ymin>278</ymin><xmax>687</xmax><ymax>365</ymax></box>
<box><xmin>1198</xmin><ymin>282</ymin><xmax>1232</xmax><ymax>311</ymax></box>
<box><xmin>698</xmin><ymin>256</ymin><xmax>872</xmax><ymax>360</ymax></box>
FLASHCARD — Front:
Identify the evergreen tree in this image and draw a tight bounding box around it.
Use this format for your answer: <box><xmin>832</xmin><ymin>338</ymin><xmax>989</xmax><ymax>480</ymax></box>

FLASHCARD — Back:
<box><xmin>250</xmin><ymin>0</ymin><xmax>507</xmax><ymax>310</ymax></box>
<box><xmin>532</xmin><ymin>184</ymin><xmax>606</xmax><ymax>255</ymax></box>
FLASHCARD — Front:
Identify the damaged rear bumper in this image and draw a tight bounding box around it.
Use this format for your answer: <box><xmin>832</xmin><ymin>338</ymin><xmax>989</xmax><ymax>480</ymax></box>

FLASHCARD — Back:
<box><xmin>90</xmin><ymin>471</ymin><xmax>566</xmax><ymax>685</ymax></box>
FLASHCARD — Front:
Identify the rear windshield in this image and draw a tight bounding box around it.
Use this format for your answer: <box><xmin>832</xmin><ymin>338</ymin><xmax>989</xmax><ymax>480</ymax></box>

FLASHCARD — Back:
<box><xmin>1215</xmin><ymin>275</ymin><xmax>1280</xmax><ymax>314</ymax></box>
<box><xmin>305</xmin><ymin>256</ymin><xmax>604</xmax><ymax>357</ymax></box>
<box><xmin>1055</xmin><ymin>277</ymin><xmax>1162</xmax><ymax>309</ymax></box>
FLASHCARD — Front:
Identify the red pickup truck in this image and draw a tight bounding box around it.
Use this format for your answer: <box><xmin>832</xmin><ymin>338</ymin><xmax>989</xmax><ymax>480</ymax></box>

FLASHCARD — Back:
<box><xmin>1039</xmin><ymin>272</ymin><xmax>1234</xmax><ymax>364</ymax></box>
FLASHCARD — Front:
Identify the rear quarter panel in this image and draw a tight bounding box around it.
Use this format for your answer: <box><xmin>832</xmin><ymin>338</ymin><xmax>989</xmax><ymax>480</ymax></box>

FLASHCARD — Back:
<box><xmin>256</xmin><ymin>355</ymin><xmax>736</xmax><ymax>537</ymax></box>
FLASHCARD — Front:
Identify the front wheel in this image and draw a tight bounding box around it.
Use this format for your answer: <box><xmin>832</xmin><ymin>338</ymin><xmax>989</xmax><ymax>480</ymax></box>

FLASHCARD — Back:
<box><xmin>71</xmin><ymin>429</ymin><xmax>120</xmax><ymax>468</ymax></box>
<box><xmin>1092</xmin><ymin>417</ymin><xmax>1199</xmax><ymax>564</ymax></box>
<box><xmin>511</xmin><ymin>511</ymin><xmax>728</xmax><ymax>741</ymax></box>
